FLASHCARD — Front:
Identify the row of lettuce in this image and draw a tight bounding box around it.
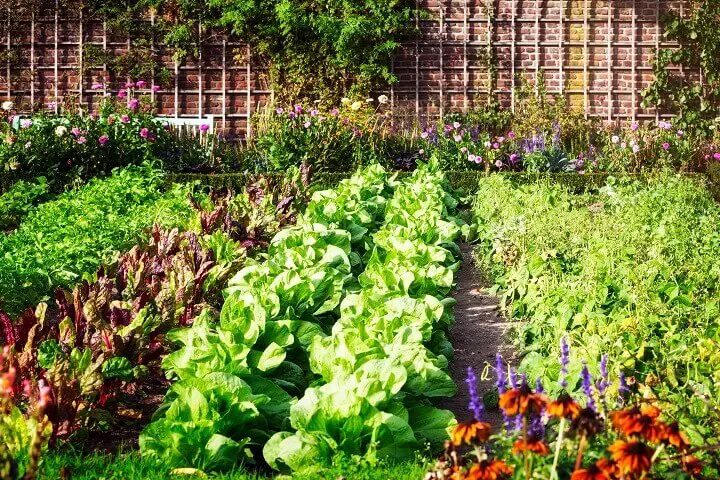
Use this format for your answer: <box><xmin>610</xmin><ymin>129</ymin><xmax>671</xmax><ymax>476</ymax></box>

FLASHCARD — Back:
<box><xmin>471</xmin><ymin>174</ymin><xmax>720</xmax><ymax>446</ymax></box>
<box><xmin>138</xmin><ymin>163</ymin><xmax>465</xmax><ymax>472</ymax></box>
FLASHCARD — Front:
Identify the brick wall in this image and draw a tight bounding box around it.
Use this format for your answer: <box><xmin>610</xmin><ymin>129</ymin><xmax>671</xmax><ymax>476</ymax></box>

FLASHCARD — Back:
<box><xmin>1</xmin><ymin>0</ymin><xmax>693</xmax><ymax>134</ymax></box>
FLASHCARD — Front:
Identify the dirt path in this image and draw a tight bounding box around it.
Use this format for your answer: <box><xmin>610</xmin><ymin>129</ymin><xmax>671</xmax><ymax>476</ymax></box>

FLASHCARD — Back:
<box><xmin>440</xmin><ymin>243</ymin><xmax>516</xmax><ymax>427</ymax></box>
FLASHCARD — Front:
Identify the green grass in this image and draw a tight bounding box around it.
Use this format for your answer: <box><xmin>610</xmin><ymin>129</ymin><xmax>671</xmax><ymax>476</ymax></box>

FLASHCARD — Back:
<box><xmin>39</xmin><ymin>451</ymin><xmax>429</xmax><ymax>480</ymax></box>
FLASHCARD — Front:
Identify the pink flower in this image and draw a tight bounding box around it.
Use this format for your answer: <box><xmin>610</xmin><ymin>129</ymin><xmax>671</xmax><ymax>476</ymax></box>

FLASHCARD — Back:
<box><xmin>493</xmin><ymin>142</ymin><xmax>500</xmax><ymax>149</ymax></box>
<box><xmin>47</xmin><ymin>101</ymin><xmax>57</xmax><ymax>110</ymax></box>
<box><xmin>676</xmin><ymin>130</ymin><xmax>684</xmax><ymax>137</ymax></box>
<box><xmin>632</xmin><ymin>144</ymin><xmax>640</xmax><ymax>153</ymax></box>
<box><xmin>140</xmin><ymin>128</ymin><xmax>149</xmax><ymax>139</ymax></box>
<box><xmin>454</xmin><ymin>134</ymin><xmax>462</xmax><ymax>142</ymax></box>
<box><xmin>576</xmin><ymin>159</ymin><xmax>584</xmax><ymax>168</ymax></box>
<box><xmin>135</xmin><ymin>80</ymin><xmax>146</xmax><ymax>88</ymax></box>
<box><xmin>468</xmin><ymin>154</ymin><xmax>476</xmax><ymax>162</ymax></box>
<box><xmin>124</xmin><ymin>81</ymin><xmax>135</xmax><ymax>88</ymax></box>
<box><xmin>621</xmin><ymin>142</ymin><xmax>627</xmax><ymax>149</ymax></box>
<box><xmin>304</xmin><ymin>121</ymin><xmax>312</xmax><ymax>128</ymax></box>
<box><xmin>662</xmin><ymin>142</ymin><xmax>670</xmax><ymax>151</ymax></box>
<box><xmin>631</xmin><ymin>122</ymin><xmax>639</xmax><ymax>131</ymax></box>
<box><xmin>117</xmin><ymin>91</ymin><xmax>127</xmax><ymax>99</ymax></box>
<box><xmin>288</xmin><ymin>112</ymin><xmax>296</xmax><ymax>119</ymax></box>
<box><xmin>121</xmin><ymin>115</ymin><xmax>130</xmax><ymax>123</ymax></box>
<box><xmin>128</xmin><ymin>99</ymin><xmax>139</xmax><ymax>109</ymax></box>
<box><xmin>497</xmin><ymin>136</ymin><xmax>505</xmax><ymax>143</ymax></box>
<box><xmin>199</xmin><ymin>124</ymin><xmax>209</xmax><ymax>133</ymax></box>
<box><xmin>77</xmin><ymin>136</ymin><xmax>86</xmax><ymax>144</ymax></box>
<box><xmin>331</xmin><ymin>108</ymin><xmax>339</xmax><ymax>116</ymax></box>
<box><xmin>453</xmin><ymin>122</ymin><xmax>461</xmax><ymax>129</ymax></box>
<box><xmin>294</xmin><ymin>104</ymin><xmax>303</xmax><ymax>114</ymax></box>
<box><xmin>91</xmin><ymin>83</ymin><xmax>103</xmax><ymax>90</ymax></box>
<box><xmin>151</xmin><ymin>85</ymin><xmax>161</xmax><ymax>92</ymax></box>
<box><xmin>714</xmin><ymin>152</ymin><xmax>720</xmax><ymax>161</ymax></box>
<box><xmin>475</xmin><ymin>156</ymin><xmax>483</xmax><ymax>164</ymax></box>
<box><xmin>20</xmin><ymin>119</ymin><xmax>32</xmax><ymax>128</ymax></box>
<box><xmin>71</xmin><ymin>127</ymin><xmax>81</xmax><ymax>136</ymax></box>
<box><xmin>310</xmin><ymin>109</ymin><xmax>319</xmax><ymax>117</ymax></box>
<box><xmin>276</xmin><ymin>107</ymin><xmax>284</xmax><ymax>114</ymax></box>
<box><xmin>495</xmin><ymin>159</ymin><xmax>503</xmax><ymax>168</ymax></box>
<box><xmin>508</xmin><ymin>131</ymin><xmax>515</xmax><ymax>139</ymax></box>
<box><xmin>98</xmin><ymin>135</ymin><xmax>108</xmax><ymax>146</ymax></box>
<box><xmin>460</xmin><ymin>147</ymin><xmax>468</xmax><ymax>154</ymax></box>
<box><xmin>421</xmin><ymin>131</ymin><xmax>429</xmax><ymax>139</ymax></box>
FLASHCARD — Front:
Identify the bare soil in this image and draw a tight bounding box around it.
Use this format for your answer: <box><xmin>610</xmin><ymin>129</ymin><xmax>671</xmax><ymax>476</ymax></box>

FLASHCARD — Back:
<box><xmin>440</xmin><ymin>243</ymin><xmax>516</xmax><ymax>428</ymax></box>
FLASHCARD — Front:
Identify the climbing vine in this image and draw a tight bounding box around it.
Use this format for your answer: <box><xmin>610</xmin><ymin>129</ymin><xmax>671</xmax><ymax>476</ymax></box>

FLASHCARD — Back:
<box><xmin>0</xmin><ymin>0</ymin><xmax>418</xmax><ymax>104</ymax></box>
<box><xmin>643</xmin><ymin>1</ymin><xmax>720</xmax><ymax>135</ymax></box>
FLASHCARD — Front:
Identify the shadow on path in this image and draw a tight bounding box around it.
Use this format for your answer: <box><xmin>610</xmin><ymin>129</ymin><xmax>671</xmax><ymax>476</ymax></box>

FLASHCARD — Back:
<box><xmin>440</xmin><ymin>243</ymin><xmax>516</xmax><ymax>428</ymax></box>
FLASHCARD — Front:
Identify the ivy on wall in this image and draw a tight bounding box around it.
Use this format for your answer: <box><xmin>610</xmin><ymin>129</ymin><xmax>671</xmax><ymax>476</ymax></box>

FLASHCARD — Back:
<box><xmin>643</xmin><ymin>1</ymin><xmax>720</xmax><ymax>135</ymax></box>
<box><xmin>0</xmin><ymin>0</ymin><xmax>418</xmax><ymax>105</ymax></box>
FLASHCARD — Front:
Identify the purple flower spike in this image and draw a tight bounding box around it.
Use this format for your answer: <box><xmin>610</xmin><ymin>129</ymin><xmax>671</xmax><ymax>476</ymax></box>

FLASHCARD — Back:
<box><xmin>559</xmin><ymin>336</ymin><xmax>570</xmax><ymax>389</ymax></box>
<box><xmin>581</xmin><ymin>364</ymin><xmax>596</xmax><ymax>411</ymax></box>
<box><xmin>509</xmin><ymin>368</ymin><xmax>518</xmax><ymax>389</ymax></box>
<box><xmin>466</xmin><ymin>367</ymin><xmax>484</xmax><ymax>422</ymax></box>
<box><xmin>535</xmin><ymin>377</ymin><xmax>544</xmax><ymax>394</ymax></box>
<box><xmin>599</xmin><ymin>354</ymin><xmax>610</xmax><ymax>394</ymax></box>
<box><xmin>495</xmin><ymin>353</ymin><xmax>507</xmax><ymax>394</ymax></box>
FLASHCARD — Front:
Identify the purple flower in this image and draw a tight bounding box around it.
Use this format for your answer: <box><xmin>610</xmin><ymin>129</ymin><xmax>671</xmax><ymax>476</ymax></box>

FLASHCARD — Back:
<box><xmin>535</xmin><ymin>377</ymin><xmax>544</xmax><ymax>394</ymax></box>
<box><xmin>91</xmin><ymin>83</ymin><xmax>103</xmax><ymax>90</ymax></box>
<box><xmin>421</xmin><ymin>131</ymin><xmax>429</xmax><ymax>139</ymax></box>
<box><xmin>47</xmin><ymin>101</ymin><xmax>57</xmax><ymax>110</ymax></box>
<box><xmin>124</xmin><ymin>81</ymin><xmax>135</xmax><ymax>89</ymax></box>
<box><xmin>559</xmin><ymin>336</ymin><xmax>570</xmax><ymax>389</ymax></box>
<box><xmin>151</xmin><ymin>85</ymin><xmax>161</xmax><ymax>92</ymax></box>
<box><xmin>71</xmin><ymin>127</ymin><xmax>81</xmax><ymax>136</ymax></box>
<box><xmin>576</xmin><ymin>159</ymin><xmax>585</xmax><ymax>168</ymax></box>
<box><xmin>508</xmin><ymin>131</ymin><xmax>515</xmax><ymax>139</ymax></box>
<box><xmin>120</xmin><ymin>115</ymin><xmax>130</xmax><ymax>124</ymax></box>
<box><xmin>714</xmin><ymin>152</ymin><xmax>720</xmax><ymax>161</ymax></box>
<box><xmin>495</xmin><ymin>354</ymin><xmax>507</xmax><ymax>394</ymax></box>
<box><xmin>199</xmin><ymin>123</ymin><xmax>209</xmax><ymax>133</ymax></box>
<box><xmin>117</xmin><ymin>91</ymin><xmax>127</xmax><ymax>98</ymax></box>
<box><xmin>128</xmin><ymin>99</ymin><xmax>139</xmax><ymax>109</ymax></box>
<box><xmin>20</xmin><ymin>119</ymin><xmax>32</xmax><ymax>129</ymax></box>
<box><xmin>493</xmin><ymin>142</ymin><xmax>500</xmax><ymax>149</ymax></box>
<box><xmin>276</xmin><ymin>107</ymin><xmax>285</xmax><ymax>115</ymax></box>
<box><xmin>288</xmin><ymin>112</ymin><xmax>296</xmax><ymax>119</ymax></box>
<box><xmin>663</xmin><ymin>142</ymin><xmax>670</xmax><ymax>151</ymax></box>
<box><xmin>294</xmin><ymin>104</ymin><xmax>303</xmax><ymax>114</ymax></box>
<box><xmin>581</xmin><ymin>364</ymin><xmax>596</xmax><ymax>411</ymax></box>
<box><xmin>135</xmin><ymin>80</ymin><xmax>146</xmax><ymax>88</ymax></box>
<box><xmin>140</xmin><ymin>127</ymin><xmax>149</xmax><ymax>138</ymax></box>
<box><xmin>466</xmin><ymin>367</ymin><xmax>484</xmax><ymax>422</ymax></box>
<box><xmin>98</xmin><ymin>135</ymin><xmax>108</xmax><ymax>146</ymax></box>
<box><xmin>631</xmin><ymin>122</ymin><xmax>639</xmax><ymax>131</ymax></box>
<box><xmin>599</xmin><ymin>354</ymin><xmax>610</xmax><ymax>394</ymax></box>
<box><xmin>676</xmin><ymin>130</ymin><xmax>684</xmax><ymax>137</ymax></box>
<box><xmin>77</xmin><ymin>136</ymin><xmax>86</xmax><ymax>144</ymax></box>
<box><xmin>475</xmin><ymin>156</ymin><xmax>483</xmax><ymax>164</ymax></box>
<box><xmin>619</xmin><ymin>371</ymin><xmax>630</xmax><ymax>400</ymax></box>
<box><xmin>310</xmin><ymin>109</ymin><xmax>319</xmax><ymax>117</ymax></box>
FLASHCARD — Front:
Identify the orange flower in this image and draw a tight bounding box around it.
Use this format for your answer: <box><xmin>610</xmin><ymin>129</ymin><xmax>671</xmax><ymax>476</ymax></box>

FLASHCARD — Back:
<box><xmin>512</xmin><ymin>436</ymin><xmax>550</xmax><ymax>456</ymax></box>
<box><xmin>570</xmin><ymin>465</ymin><xmax>611</xmax><ymax>480</ymax></box>
<box><xmin>547</xmin><ymin>392</ymin><xmax>581</xmax><ymax>419</ymax></box>
<box><xmin>465</xmin><ymin>459</ymin><xmax>514</xmax><ymax>480</ymax></box>
<box><xmin>611</xmin><ymin>405</ymin><xmax>664</xmax><ymax>442</ymax></box>
<box><xmin>499</xmin><ymin>383</ymin><xmax>547</xmax><ymax>416</ymax></box>
<box><xmin>681</xmin><ymin>456</ymin><xmax>703</xmax><ymax>477</ymax></box>
<box><xmin>608</xmin><ymin>440</ymin><xmax>653</xmax><ymax>476</ymax></box>
<box><xmin>662</xmin><ymin>422</ymin><xmax>690</xmax><ymax>451</ymax></box>
<box><xmin>451</xmin><ymin>421</ymin><xmax>492</xmax><ymax>446</ymax></box>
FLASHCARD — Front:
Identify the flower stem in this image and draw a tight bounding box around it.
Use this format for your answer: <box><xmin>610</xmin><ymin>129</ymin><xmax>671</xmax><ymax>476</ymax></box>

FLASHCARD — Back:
<box><xmin>574</xmin><ymin>434</ymin><xmax>587</xmax><ymax>472</ymax></box>
<box><xmin>523</xmin><ymin>416</ymin><xmax>530</xmax><ymax>480</ymax></box>
<box><xmin>550</xmin><ymin>417</ymin><xmax>567</xmax><ymax>480</ymax></box>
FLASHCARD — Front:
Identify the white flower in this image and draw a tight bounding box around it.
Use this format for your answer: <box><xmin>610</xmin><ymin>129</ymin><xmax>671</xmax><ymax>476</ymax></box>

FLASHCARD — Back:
<box><xmin>365</xmin><ymin>98</ymin><xmax>374</xmax><ymax>103</ymax></box>
<box><xmin>377</xmin><ymin>94</ymin><xmax>389</xmax><ymax>104</ymax></box>
<box><xmin>1</xmin><ymin>101</ymin><xmax>13</xmax><ymax>111</ymax></box>
<box><xmin>341</xmin><ymin>97</ymin><xmax>351</xmax><ymax>105</ymax></box>
<box><xmin>484</xmin><ymin>141</ymin><xmax>492</xmax><ymax>148</ymax></box>
<box><xmin>55</xmin><ymin>125</ymin><xmax>67</xmax><ymax>137</ymax></box>
<box><xmin>611</xmin><ymin>135</ymin><xmax>620</xmax><ymax>144</ymax></box>
<box><xmin>351</xmin><ymin>101</ymin><xmax>362</xmax><ymax>111</ymax></box>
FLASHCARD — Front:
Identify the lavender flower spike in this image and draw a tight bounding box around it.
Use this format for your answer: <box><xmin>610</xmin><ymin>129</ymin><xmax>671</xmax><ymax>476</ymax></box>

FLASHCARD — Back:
<box><xmin>598</xmin><ymin>354</ymin><xmax>610</xmax><ymax>395</ymax></box>
<box><xmin>466</xmin><ymin>366</ymin><xmax>484</xmax><ymax>422</ymax></box>
<box><xmin>581</xmin><ymin>364</ymin><xmax>596</xmax><ymax>411</ymax></box>
<box><xmin>535</xmin><ymin>377</ymin><xmax>545</xmax><ymax>394</ymax></box>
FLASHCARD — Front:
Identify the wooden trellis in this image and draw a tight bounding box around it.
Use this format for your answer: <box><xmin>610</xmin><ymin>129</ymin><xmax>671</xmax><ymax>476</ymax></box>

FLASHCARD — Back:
<box><xmin>1</xmin><ymin>1</ymin><xmax>692</xmax><ymax>133</ymax></box>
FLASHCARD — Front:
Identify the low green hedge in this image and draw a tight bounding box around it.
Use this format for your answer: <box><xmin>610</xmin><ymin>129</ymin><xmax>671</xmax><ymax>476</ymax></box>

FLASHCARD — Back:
<box><xmin>167</xmin><ymin>170</ymin><xmax>701</xmax><ymax>195</ymax></box>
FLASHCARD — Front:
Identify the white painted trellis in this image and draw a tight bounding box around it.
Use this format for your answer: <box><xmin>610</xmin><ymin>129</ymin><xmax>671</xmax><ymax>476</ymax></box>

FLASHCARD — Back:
<box><xmin>1</xmin><ymin>1</ymin><xmax>692</xmax><ymax>133</ymax></box>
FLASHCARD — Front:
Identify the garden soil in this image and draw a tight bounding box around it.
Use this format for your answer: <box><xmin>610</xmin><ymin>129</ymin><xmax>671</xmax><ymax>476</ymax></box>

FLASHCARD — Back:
<box><xmin>440</xmin><ymin>243</ymin><xmax>516</xmax><ymax>428</ymax></box>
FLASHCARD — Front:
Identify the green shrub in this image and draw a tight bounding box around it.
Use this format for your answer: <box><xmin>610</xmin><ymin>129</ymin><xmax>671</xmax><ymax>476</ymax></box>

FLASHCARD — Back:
<box><xmin>0</xmin><ymin>177</ymin><xmax>51</xmax><ymax>230</ymax></box>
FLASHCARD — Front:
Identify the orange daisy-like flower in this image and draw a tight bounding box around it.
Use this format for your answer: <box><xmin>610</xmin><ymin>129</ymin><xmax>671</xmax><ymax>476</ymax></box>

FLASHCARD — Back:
<box><xmin>465</xmin><ymin>459</ymin><xmax>514</xmax><ymax>480</ymax></box>
<box><xmin>499</xmin><ymin>383</ymin><xmax>548</xmax><ymax>416</ymax></box>
<box><xmin>547</xmin><ymin>392</ymin><xmax>582</xmax><ymax>419</ymax></box>
<box><xmin>681</xmin><ymin>456</ymin><xmax>703</xmax><ymax>477</ymax></box>
<box><xmin>608</xmin><ymin>440</ymin><xmax>654</xmax><ymax>476</ymax></box>
<box><xmin>662</xmin><ymin>422</ymin><xmax>690</xmax><ymax>451</ymax></box>
<box><xmin>512</xmin><ymin>435</ymin><xmax>550</xmax><ymax>456</ymax></box>
<box><xmin>571</xmin><ymin>458</ymin><xmax>618</xmax><ymax>480</ymax></box>
<box><xmin>611</xmin><ymin>405</ymin><xmax>664</xmax><ymax>442</ymax></box>
<box><xmin>451</xmin><ymin>421</ymin><xmax>492</xmax><ymax>446</ymax></box>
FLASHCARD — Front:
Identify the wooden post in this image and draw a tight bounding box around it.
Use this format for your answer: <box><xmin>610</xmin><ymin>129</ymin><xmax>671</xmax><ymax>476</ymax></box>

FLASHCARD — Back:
<box><xmin>534</xmin><ymin>0</ymin><xmax>540</xmax><ymax>96</ymax></box>
<box><xmin>462</xmin><ymin>0</ymin><xmax>468</xmax><ymax>111</ymax></box>
<box><xmin>221</xmin><ymin>38</ymin><xmax>227</xmax><ymax>131</ymax></box>
<box><xmin>654</xmin><ymin>0</ymin><xmax>659</xmax><ymax>122</ymax></box>
<box><xmin>30</xmin><ymin>12</ymin><xmax>34</xmax><ymax>111</ymax></box>
<box><xmin>439</xmin><ymin>2</ymin><xmax>444</xmax><ymax>118</ymax></box>
<box><xmin>510</xmin><ymin>0</ymin><xmax>516</xmax><ymax>111</ymax></box>
<box><xmin>54</xmin><ymin>0</ymin><xmax>59</xmax><ymax>113</ymax></box>
<box><xmin>559</xmin><ymin>0</ymin><xmax>564</xmax><ymax>96</ymax></box>
<box><xmin>583</xmin><ymin>0</ymin><xmax>589</xmax><ymax>118</ymax></box>
<box><xmin>607</xmin><ymin>1</ymin><xmax>613</xmax><ymax>122</ymax></box>
<box><xmin>150</xmin><ymin>11</ymin><xmax>155</xmax><ymax>103</ymax></box>
<box><xmin>415</xmin><ymin>0</ymin><xmax>419</xmax><ymax>119</ymax></box>
<box><xmin>631</xmin><ymin>0</ymin><xmax>636</xmax><ymax>122</ymax></box>
<box><xmin>78</xmin><ymin>9</ymin><xmax>83</xmax><ymax>115</ymax></box>
<box><xmin>198</xmin><ymin>22</ymin><xmax>203</xmax><ymax>119</ymax></box>
<box><xmin>246</xmin><ymin>44</ymin><xmax>251</xmax><ymax>137</ymax></box>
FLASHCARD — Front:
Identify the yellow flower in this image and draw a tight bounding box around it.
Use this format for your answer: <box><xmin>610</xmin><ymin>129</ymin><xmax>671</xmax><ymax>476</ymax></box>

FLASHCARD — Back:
<box><xmin>351</xmin><ymin>101</ymin><xmax>362</xmax><ymax>111</ymax></box>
